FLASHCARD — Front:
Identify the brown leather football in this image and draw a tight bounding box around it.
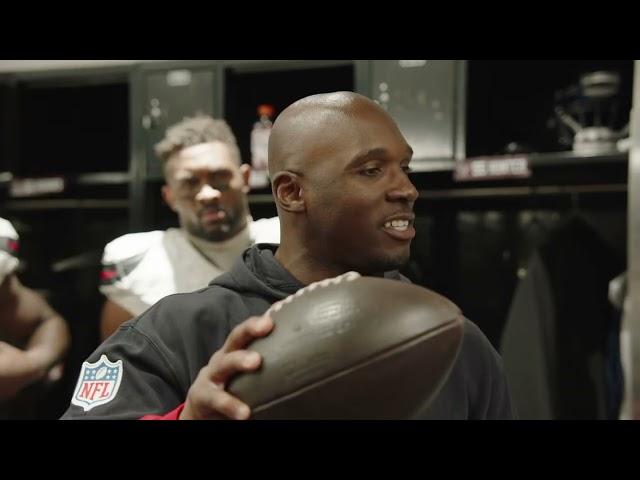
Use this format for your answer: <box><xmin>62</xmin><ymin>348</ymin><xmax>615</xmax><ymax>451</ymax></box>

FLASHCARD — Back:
<box><xmin>227</xmin><ymin>272</ymin><xmax>464</xmax><ymax>419</ymax></box>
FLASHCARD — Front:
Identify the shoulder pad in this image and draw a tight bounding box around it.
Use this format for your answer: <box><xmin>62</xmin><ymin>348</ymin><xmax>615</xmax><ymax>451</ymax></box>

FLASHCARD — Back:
<box><xmin>0</xmin><ymin>218</ymin><xmax>19</xmax><ymax>256</ymax></box>
<box><xmin>100</xmin><ymin>231</ymin><xmax>163</xmax><ymax>285</ymax></box>
<box><xmin>0</xmin><ymin>218</ymin><xmax>18</xmax><ymax>239</ymax></box>
<box><xmin>102</xmin><ymin>231</ymin><xmax>164</xmax><ymax>265</ymax></box>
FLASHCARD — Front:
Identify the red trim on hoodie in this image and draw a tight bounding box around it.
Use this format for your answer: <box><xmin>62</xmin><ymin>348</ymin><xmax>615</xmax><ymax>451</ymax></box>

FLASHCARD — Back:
<box><xmin>140</xmin><ymin>403</ymin><xmax>185</xmax><ymax>420</ymax></box>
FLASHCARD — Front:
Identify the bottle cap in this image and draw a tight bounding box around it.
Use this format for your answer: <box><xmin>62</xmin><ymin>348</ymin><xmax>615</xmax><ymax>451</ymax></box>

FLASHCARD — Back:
<box><xmin>258</xmin><ymin>104</ymin><xmax>275</xmax><ymax>118</ymax></box>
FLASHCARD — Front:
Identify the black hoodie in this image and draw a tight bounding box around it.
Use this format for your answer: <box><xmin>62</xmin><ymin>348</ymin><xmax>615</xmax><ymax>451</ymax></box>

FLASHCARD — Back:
<box><xmin>61</xmin><ymin>244</ymin><xmax>514</xmax><ymax>420</ymax></box>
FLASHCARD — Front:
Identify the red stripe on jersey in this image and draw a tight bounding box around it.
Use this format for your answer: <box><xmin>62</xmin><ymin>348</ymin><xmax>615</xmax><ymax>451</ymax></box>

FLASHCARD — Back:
<box><xmin>100</xmin><ymin>269</ymin><xmax>118</xmax><ymax>281</ymax></box>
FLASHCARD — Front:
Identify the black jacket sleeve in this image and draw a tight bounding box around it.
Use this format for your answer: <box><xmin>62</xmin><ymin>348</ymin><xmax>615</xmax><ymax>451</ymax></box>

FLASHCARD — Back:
<box><xmin>60</xmin><ymin>324</ymin><xmax>186</xmax><ymax>420</ymax></box>
<box><xmin>418</xmin><ymin>319</ymin><xmax>517</xmax><ymax>420</ymax></box>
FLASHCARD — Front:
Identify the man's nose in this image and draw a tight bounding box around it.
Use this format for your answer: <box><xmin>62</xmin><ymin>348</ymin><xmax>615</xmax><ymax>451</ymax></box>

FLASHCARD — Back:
<box><xmin>195</xmin><ymin>184</ymin><xmax>221</xmax><ymax>203</ymax></box>
<box><xmin>387</xmin><ymin>172</ymin><xmax>419</xmax><ymax>204</ymax></box>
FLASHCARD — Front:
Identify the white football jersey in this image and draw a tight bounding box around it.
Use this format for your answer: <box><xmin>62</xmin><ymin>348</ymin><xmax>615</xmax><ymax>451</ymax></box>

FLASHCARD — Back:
<box><xmin>99</xmin><ymin>216</ymin><xmax>280</xmax><ymax>316</ymax></box>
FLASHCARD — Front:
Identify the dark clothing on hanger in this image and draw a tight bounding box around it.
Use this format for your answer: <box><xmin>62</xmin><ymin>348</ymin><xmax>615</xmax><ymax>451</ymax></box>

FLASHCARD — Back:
<box><xmin>501</xmin><ymin>215</ymin><xmax>623</xmax><ymax>419</ymax></box>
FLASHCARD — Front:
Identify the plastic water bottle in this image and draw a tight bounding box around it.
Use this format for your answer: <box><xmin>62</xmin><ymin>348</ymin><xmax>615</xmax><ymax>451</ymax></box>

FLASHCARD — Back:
<box><xmin>250</xmin><ymin>104</ymin><xmax>275</xmax><ymax>188</ymax></box>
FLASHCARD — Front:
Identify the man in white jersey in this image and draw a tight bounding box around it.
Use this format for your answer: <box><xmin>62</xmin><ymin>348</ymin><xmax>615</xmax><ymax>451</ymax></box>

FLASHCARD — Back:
<box><xmin>0</xmin><ymin>217</ymin><xmax>70</xmax><ymax>416</ymax></box>
<box><xmin>99</xmin><ymin>115</ymin><xmax>279</xmax><ymax>340</ymax></box>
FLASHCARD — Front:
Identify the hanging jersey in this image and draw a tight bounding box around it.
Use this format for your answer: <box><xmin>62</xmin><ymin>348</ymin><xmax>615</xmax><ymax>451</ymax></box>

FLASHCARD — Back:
<box><xmin>99</xmin><ymin>216</ymin><xmax>280</xmax><ymax>316</ymax></box>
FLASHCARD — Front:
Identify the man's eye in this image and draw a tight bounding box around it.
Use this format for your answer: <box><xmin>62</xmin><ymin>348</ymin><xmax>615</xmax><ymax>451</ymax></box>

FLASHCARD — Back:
<box><xmin>402</xmin><ymin>165</ymin><xmax>413</xmax><ymax>174</ymax></box>
<box><xmin>361</xmin><ymin>167</ymin><xmax>382</xmax><ymax>177</ymax></box>
<box><xmin>212</xmin><ymin>182</ymin><xmax>230</xmax><ymax>192</ymax></box>
<box><xmin>183</xmin><ymin>177</ymin><xmax>200</xmax><ymax>188</ymax></box>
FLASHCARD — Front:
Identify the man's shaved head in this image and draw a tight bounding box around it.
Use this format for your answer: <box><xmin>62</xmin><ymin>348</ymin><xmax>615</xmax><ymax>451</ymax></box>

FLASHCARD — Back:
<box><xmin>268</xmin><ymin>92</ymin><xmax>397</xmax><ymax>180</ymax></box>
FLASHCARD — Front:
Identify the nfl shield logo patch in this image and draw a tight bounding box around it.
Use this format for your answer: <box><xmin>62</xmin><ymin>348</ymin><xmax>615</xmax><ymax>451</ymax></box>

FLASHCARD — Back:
<box><xmin>71</xmin><ymin>355</ymin><xmax>123</xmax><ymax>411</ymax></box>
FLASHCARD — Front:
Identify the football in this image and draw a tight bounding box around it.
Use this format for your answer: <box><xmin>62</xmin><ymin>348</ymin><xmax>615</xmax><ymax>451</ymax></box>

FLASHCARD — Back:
<box><xmin>227</xmin><ymin>272</ymin><xmax>464</xmax><ymax>419</ymax></box>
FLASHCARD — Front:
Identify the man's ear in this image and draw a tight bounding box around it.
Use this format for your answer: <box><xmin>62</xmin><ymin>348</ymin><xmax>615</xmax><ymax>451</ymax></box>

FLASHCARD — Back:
<box><xmin>239</xmin><ymin>163</ymin><xmax>251</xmax><ymax>194</ymax></box>
<box><xmin>272</xmin><ymin>171</ymin><xmax>305</xmax><ymax>212</ymax></box>
<box><xmin>161</xmin><ymin>185</ymin><xmax>177</xmax><ymax>212</ymax></box>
